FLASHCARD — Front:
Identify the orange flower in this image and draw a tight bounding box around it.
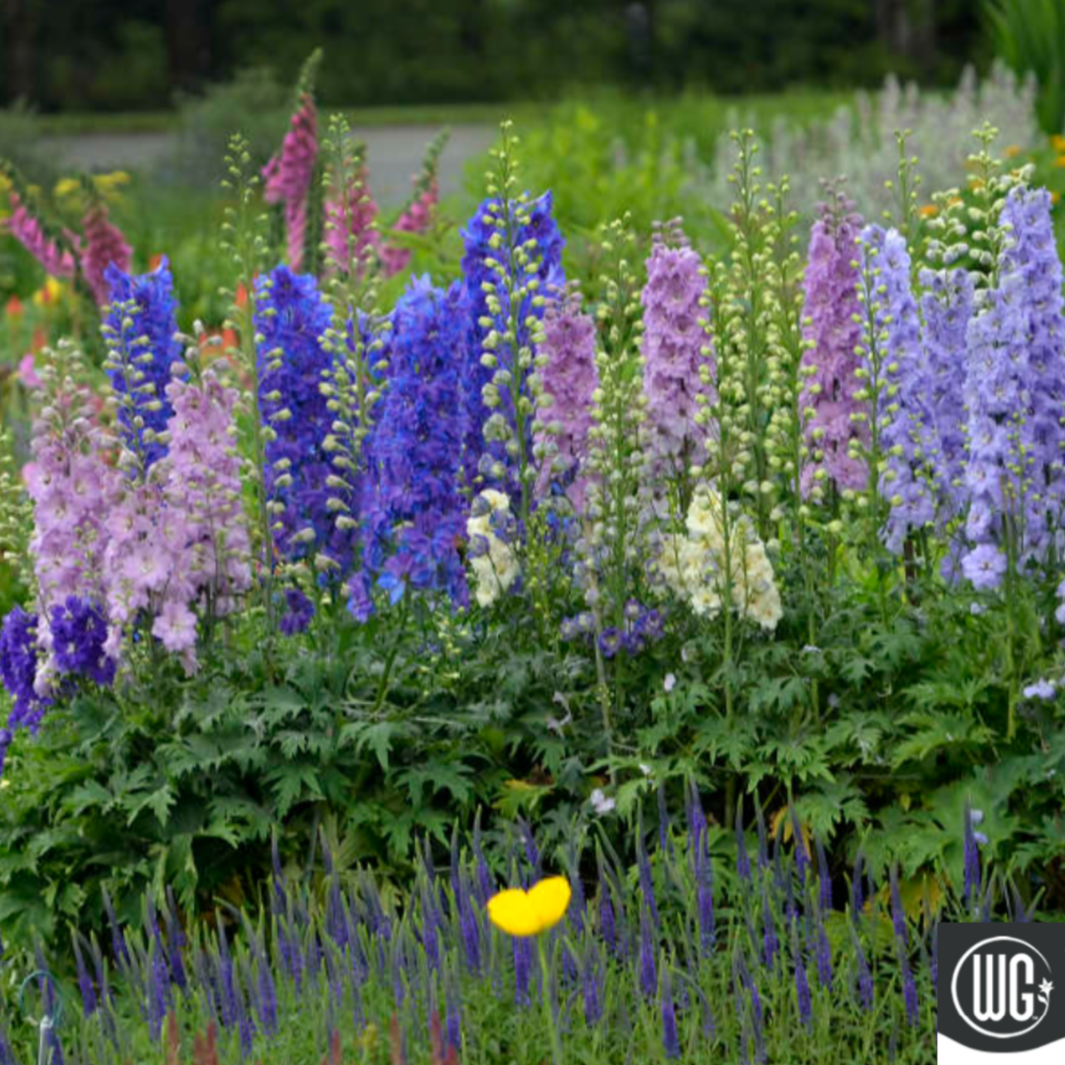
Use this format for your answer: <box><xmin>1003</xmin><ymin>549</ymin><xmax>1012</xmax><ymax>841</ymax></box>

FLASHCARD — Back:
<box><xmin>1053</xmin><ymin>157</ymin><xmax>1065</xmax><ymax>168</ymax></box>
<box><xmin>1004</xmin><ymin>145</ymin><xmax>1022</xmax><ymax>159</ymax></box>
<box><xmin>4</xmin><ymin>295</ymin><xmax>23</xmax><ymax>318</ymax></box>
<box><xmin>149</xmin><ymin>253</ymin><xmax>164</xmax><ymax>271</ymax></box>
<box><xmin>235</xmin><ymin>282</ymin><xmax>249</xmax><ymax>309</ymax></box>
<box><xmin>918</xmin><ymin>204</ymin><xmax>938</xmax><ymax>219</ymax></box>
<box><xmin>30</xmin><ymin>326</ymin><xmax>47</xmax><ymax>352</ymax></box>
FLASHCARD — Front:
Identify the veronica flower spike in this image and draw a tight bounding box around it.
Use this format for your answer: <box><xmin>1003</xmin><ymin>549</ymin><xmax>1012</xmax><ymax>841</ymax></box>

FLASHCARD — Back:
<box><xmin>488</xmin><ymin>876</ymin><xmax>571</xmax><ymax>1064</ymax></box>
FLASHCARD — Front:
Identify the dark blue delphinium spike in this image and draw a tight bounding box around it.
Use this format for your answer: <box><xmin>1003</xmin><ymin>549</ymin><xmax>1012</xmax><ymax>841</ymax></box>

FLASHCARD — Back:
<box><xmin>638</xmin><ymin>904</ymin><xmax>658</xmax><ymax>997</ymax></box>
<box><xmin>391</xmin><ymin>930</ymin><xmax>406</xmax><ymax>1010</ymax></box>
<box><xmin>889</xmin><ymin>865</ymin><xmax>909</xmax><ymax>947</ymax></box>
<box><xmin>73</xmin><ymin>932</ymin><xmax>98</xmax><ymax>1016</ymax></box>
<box><xmin>815</xmin><ymin>834</ymin><xmax>832</xmax><ymax>914</ymax></box>
<box><xmin>636</xmin><ymin>814</ymin><xmax>660</xmax><ymax>928</ymax></box>
<box><xmin>660</xmin><ymin>960</ymin><xmax>681</xmax><ymax>1060</ymax></box>
<box><xmin>795</xmin><ymin>951</ymin><xmax>813</xmax><ymax>1030</ymax></box>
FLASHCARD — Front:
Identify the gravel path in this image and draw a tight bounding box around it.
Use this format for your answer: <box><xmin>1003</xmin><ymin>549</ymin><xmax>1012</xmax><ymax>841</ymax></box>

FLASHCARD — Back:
<box><xmin>36</xmin><ymin>125</ymin><xmax>496</xmax><ymax>206</ymax></box>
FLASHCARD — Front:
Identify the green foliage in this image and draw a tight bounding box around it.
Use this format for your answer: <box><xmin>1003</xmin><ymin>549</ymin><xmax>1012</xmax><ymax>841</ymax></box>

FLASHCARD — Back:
<box><xmin>986</xmin><ymin>0</ymin><xmax>1065</xmax><ymax>132</ymax></box>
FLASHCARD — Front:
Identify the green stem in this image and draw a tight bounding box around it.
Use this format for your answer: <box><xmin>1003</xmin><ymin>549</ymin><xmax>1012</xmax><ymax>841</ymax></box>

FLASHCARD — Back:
<box><xmin>538</xmin><ymin>933</ymin><xmax>563</xmax><ymax>1065</ymax></box>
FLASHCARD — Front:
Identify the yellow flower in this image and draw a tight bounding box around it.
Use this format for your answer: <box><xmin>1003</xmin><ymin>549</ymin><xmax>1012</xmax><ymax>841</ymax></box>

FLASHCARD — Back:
<box><xmin>1004</xmin><ymin>145</ymin><xmax>1022</xmax><ymax>159</ymax></box>
<box><xmin>1052</xmin><ymin>134</ymin><xmax>1065</xmax><ymax>152</ymax></box>
<box><xmin>1053</xmin><ymin>191</ymin><xmax>1061</xmax><ymax>206</ymax></box>
<box><xmin>53</xmin><ymin>177</ymin><xmax>81</xmax><ymax>205</ymax></box>
<box><xmin>918</xmin><ymin>204</ymin><xmax>938</xmax><ymax>219</ymax></box>
<box><xmin>33</xmin><ymin>277</ymin><xmax>65</xmax><ymax>308</ymax></box>
<box><xmin>487</xmin><ymin>876</ymin><xmax>571</xmax><ymax>937</ymax></box>
<box><xmin>1054</xmin><ymin>157</ymin><xmax>1065</xmax><ymax>169</ymax></box>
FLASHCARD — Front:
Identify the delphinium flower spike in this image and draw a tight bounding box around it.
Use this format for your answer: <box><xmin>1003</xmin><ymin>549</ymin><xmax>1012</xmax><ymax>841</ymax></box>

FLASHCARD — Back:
<box><xmin>460</xmin><ymin>120</ymin><xmax>565</xmax><ymax>513</ymax></box>
<box><xmin>798</xmin><ymin>186</ymin><xmax>867</xmax><ymax>500</ymax></box>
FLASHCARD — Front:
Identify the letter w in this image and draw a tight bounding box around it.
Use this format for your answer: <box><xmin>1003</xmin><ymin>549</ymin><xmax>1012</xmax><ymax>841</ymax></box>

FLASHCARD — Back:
<box><xmin>973</xmin><ymin>955</ymin><xmax>1008</xmax><ymax>1022</ymax></box>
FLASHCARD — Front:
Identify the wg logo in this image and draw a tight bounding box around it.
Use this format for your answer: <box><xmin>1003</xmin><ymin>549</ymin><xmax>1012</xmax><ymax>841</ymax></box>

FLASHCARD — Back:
<box><xmin>950</xmin><ymin>937</ymin><xmax>1053</xmax><ymax>1040</ymax></box>
<box><xmin>939</xmin><ymin>923</ymin><xmax>1065</xmax><ymax>1057</ymax></box>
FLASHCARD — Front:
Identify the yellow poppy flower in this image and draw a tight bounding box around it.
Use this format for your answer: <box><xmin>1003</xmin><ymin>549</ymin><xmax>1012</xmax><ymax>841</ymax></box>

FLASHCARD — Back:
<box><xmin>487</xmin><ymin>876</ymin><xmax>572</xmax><ymax>937</ymax></box>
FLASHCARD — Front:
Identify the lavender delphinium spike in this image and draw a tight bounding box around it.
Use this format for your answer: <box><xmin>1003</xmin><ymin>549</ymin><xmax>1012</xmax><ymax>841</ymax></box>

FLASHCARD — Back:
<box><xmin>581</xmin><ymin>940</ymin><xmax>604</xmax><ymax>1027</ymax></box>
<box><xmin>799</xmin><ymin>188</ymin><xmax>867</xmax><ymax>499</ymax></box>
<box><xmin>859</xmin><ymin>224</ymin><xmax>935</xmax><ymax>553</ymax></box>
<box><xmin>814</xmin><ymin>917</ymin><xmax>833</xmax><ymax>991</ymax></box>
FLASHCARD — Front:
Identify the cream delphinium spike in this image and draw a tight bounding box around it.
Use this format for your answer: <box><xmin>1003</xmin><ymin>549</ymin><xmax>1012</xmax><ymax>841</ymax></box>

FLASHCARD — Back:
<box><xmin>0</xmin><ymin>429</ymin><xmax>32</xmax><ymax>594</ymax></box>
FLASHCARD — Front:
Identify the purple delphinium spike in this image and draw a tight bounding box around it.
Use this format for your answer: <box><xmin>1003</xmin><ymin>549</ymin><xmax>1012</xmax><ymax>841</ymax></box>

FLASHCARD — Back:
<box><xmin>919</xmin><ymin>267</ymin><xmax>974</xmax><ymax>519</ymax></box>
<box><xmin>598</xmin><ymin>871</ymin><xmax>617</xmax><ymax>957</ymax></box>
<box><xmin>799</xmin><ymin>188</ymin><xmax>867</xmax><ymax>498</ymax></box>
<box><xmin>660</xmin><ymin>961</ymin><xmax>682</xmax><ymax>1060</ymax></box>
<box><xmin>639</xmin><ymin>905</ymin><xmax>658</xmax><ymax>998</ymax></box>
<box><xmin>216</xmin><ymin>923</ymin><xmax>239</xmax><ymax>1029</ymax></box>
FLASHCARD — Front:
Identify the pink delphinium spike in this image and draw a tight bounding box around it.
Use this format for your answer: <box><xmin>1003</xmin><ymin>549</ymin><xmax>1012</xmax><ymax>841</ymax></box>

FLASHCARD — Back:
<box><xmin>80</xmin><ymin>202</ymin><xmax>132</xmax><ymax>305</ymax></box>
<box><xmin>263</xmin><ymin>92</ymin><xmax>319</xmax><ymax>271</ymax></box>
<box><xmin>4</xmin><ymin>192</ymin><xmax>79</xmax><ymax>279</ymax></box>
<box><xmin>798</xmin><ymin>191</ymin><xmax>867</xmax><ymax>499</ymax></box>
<box><xmin>324</xmin><ymin>161</ymin><xmax>381</xmax><ymax>275</ymax></box>
<box><xmin>26</xmin><ymin>362</ymin><xmax>122</xmax><ymax>693</ymax></box>
<box><xmin>381</xmin><ymin>180</ymin><xmax>439</xmax><ymax>278</ymax></box>
<box><xmin>640</xmin><ymin>220</ymin><xmax>713</xmax><ymax>487</ymax></box>
<box><xmin>533</xmin><ymin>287</ymin><xmax>599</xmax><ymax>513</ymax></box>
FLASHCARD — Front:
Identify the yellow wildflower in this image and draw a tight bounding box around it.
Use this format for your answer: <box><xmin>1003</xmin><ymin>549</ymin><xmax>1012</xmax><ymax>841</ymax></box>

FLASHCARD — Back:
<box><xmin>32</xmin><ymin>277</ymin><xmax>65</xmax><ymax>308</ymax></box>
<box><xmin>918</xmin><ymin>204</ymin><xmax>938</xmax><ymax>219</ymax></box>
<box><xmin>487</xmin><ymin>876</ymin><xmax>571</xmax><ymax>937</ymax></box>
<box><xmin>1052</xmin><ymin>134</ymin><xmax>1065</xmax><ymax>152</ymax></box>
<box><xmin>1054</xmin><ymin>157</ymin><xmax>1065</xmax><ymax>169</ymax></box>
<box><xmin>1004</xmin><ymin>145</ymin><xmax>1022</xmax><ymax>159</ymax></box>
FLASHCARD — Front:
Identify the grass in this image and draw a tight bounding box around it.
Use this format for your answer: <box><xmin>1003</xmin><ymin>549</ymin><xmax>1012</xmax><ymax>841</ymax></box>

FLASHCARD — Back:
<box><xmin>29</xmin><ymin>89</ymin><xmax>851</xmax><ymax>138</ymax></box>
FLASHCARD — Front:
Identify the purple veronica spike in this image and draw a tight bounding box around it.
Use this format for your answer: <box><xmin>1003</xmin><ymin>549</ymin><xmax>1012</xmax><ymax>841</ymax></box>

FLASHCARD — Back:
<box><xmin>639</xmin><ymin>906</ymin><xmax>658</xmax><ymax>998</ymax></box>
<box><xmin>795</xmin><ymin>952</ymin><xmax>813</xmax><ymax>1030</ymax></box>
<box><xmin>889</xmin><ymin>865</ymin><xmax>909</xmax><ymax>948</ymax></box>
<box><xmin>661</xmin><ymin>963</ymin><xmax>681</xmax><ymax>1059</ymax></box>
<box><xmin>73</xmin><ymin>934</ymin><xmax>97</xmax><ymax>1016</ymax></box>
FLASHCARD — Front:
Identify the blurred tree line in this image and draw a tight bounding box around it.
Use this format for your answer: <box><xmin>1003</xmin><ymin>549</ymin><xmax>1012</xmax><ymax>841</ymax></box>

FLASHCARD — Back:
<box><xmin>2</xmin><ymin>0</ymin><xmax>985</xmax><ymax>111</ymax></box>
